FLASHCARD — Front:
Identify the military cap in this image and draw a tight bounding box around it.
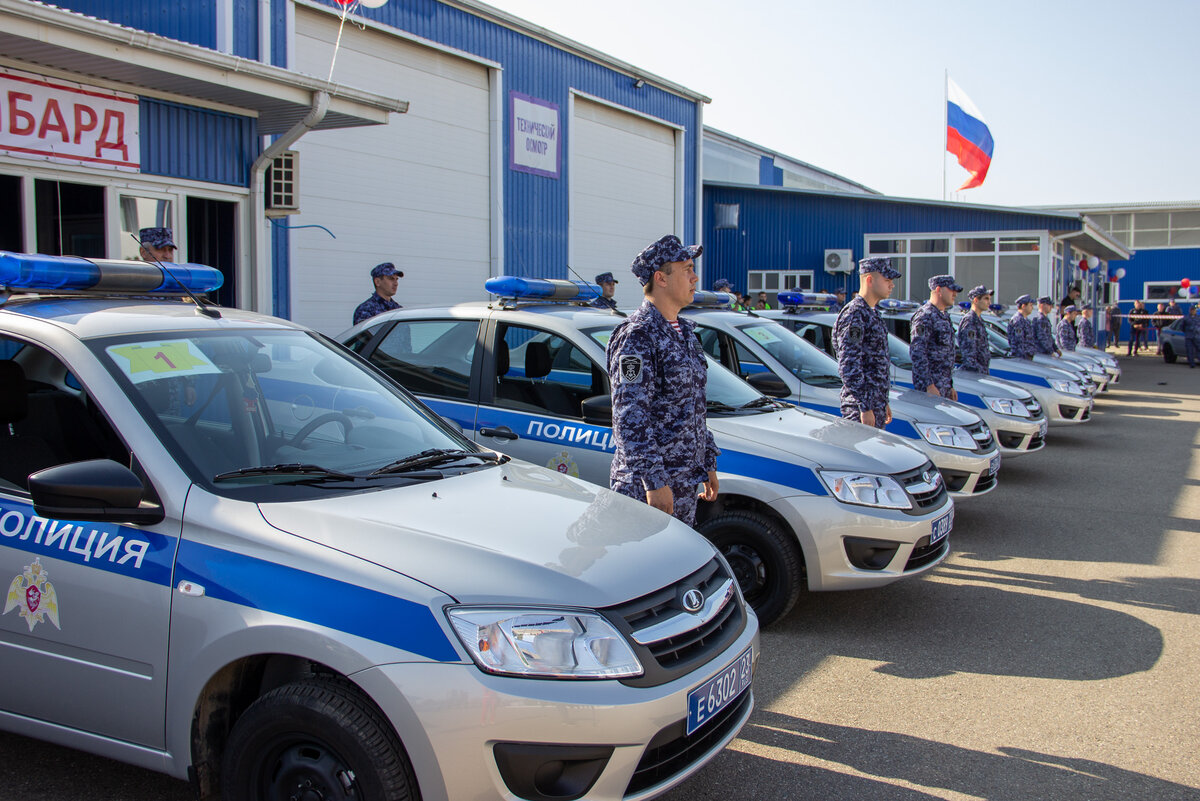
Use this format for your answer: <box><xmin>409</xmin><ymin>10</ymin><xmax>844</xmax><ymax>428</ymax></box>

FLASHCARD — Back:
<box><xmin>371</xmin><ymin>262</ymin><xmax>404</xmax><ymax>279</ymax></box>
<box><xmin>928</xmin><ymin>275</ymin><xmax>964</xmax><ymax>292</ymax></box>
<box><xmin>858</xmin><ymin>257</ymin><xmax>901</xmax><ymax>279</ymax></box>
<box><xmin>1037</xmin><ymin>296</ymin><xmax>1053</xmax><ymax>305</ymax></box>
<box><xmin>968</xmin><ymin>284</ymin><xmax>992</xmax><ymax>300</ymax></box>
<box><xmin>138</xmin><ymin>227</ymin><xmax>175</xmax><ymax>249</ymax></box>
<box><xmin>1015</xmin><ymin>294</ymin><xmax>1035</xmax><ymax>306</ymax></box>
<box><xmin>713</xmin><ymin>278</ymin><xmax>733</xmax><ymax>292</ymax></box>
<box><xmin>594</xmin><ymin>272</ymin><xmax>618</xmax><ymax>285</ymax></box>
<box><xmin>1064</xmin><ymin>305</ymin><xmax>1079</xmax><ymax>313</ymax></box>
<box><xmin>630</xmin><ymin>234</ymin><xmax>702</xmax><ymax>286</ymax></box>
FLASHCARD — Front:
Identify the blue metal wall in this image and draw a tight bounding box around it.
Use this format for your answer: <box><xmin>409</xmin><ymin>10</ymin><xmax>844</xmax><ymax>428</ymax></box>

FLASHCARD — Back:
<box><xmin>321</xmin><ymin>0</ymin><xmax>704</xmax><ymax>280</ymax></box>
<box><xmin>51</xmin><ymin>0</ymin><xmax>219</xmax><ymax>50</ymax></box>
<box><xmin>1109</xmin><ymin>248</ymin><xmax>1200</xmax><ymax>339</ymax></box>
<box><xmin>139</xmin><ymin>99</ymin><xmax>258</xmax><ymax>187</ymax></box>
<box><xmin>703</xmin><ymin>183</ymin><xmax>1081</xmax><ymax>294</ymax></box>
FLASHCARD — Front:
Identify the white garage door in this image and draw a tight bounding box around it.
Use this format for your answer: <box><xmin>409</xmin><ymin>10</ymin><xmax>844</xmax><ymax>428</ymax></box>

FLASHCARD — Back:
<box><xmin>291</xmin><ymin>7</ymin><xmax>491</xmax><ymax>334</ymax></box>
<box><xmin>571</xmin><ymin>97</ymin><xmax>679</xmax><ymax>308</ymax></box>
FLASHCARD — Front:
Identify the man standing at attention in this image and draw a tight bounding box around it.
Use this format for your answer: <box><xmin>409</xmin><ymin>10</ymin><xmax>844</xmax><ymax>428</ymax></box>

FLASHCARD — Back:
<box><xmin>353</xmin><ymin>262</ymin><xmax>404</xmax><ymax>325</ymax></box>
<box><xmin>1032</xmin><ymin>297</ymin><xmax>1061</xmax><ymax>357</ymax></box>
<box><xmin>1007</xmin><ymin>295</ymin><xmax>1037</xmax><ymax>360</ymax></box>
<box><xmin>958</xmin><ymin>285</ymin><xmax>993</xmax><ymax>375</ymax></box>
<box><xmin>1057</xmin><ymin>305</ymin><xmax>1080</xmax><ymax>352</ymax></box>
<box><xmin>833</xmin><ymin>258</ymin><xmax>900</xmax><ymax>429</ymax></box>
<box><xmin>910</xmin><ymin>275</ymin><xmax>962</xmax><ymax>401</ymax></box>
<box><xmin>590</xmin><ymin>272</ymin><xmax>619</xmax><ymax>310</ymax></box>
<box><xmin>607</xmin><ymin>235</ymin><xmax>719</xmax><ymax>526</ymax></box>
<box><xmin>1076</xmin><ymin>305</ymin><xmax>1096</xmax><ymax>348</ymax></box>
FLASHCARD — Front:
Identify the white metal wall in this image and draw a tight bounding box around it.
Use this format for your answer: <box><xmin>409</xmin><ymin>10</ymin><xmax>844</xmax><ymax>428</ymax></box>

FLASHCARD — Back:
<box><xmin>570</xmin><ymin>97</ymin><xmax>678</xmax><ymax>308</ymax></box>
<box><xmin>290</xmin><ymin>7</ymin><xmax>491</xmax><ymax>334</ymax></box>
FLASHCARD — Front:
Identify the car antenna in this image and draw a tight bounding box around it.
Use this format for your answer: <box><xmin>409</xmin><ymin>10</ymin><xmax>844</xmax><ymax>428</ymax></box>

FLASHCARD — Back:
<box><xmin>130</xmin><ymin>233</ymin><xmax>221</xmax><ymax>319</ymax></box>
<box><xmin>565</xmin><ymin>263</ymin><xmax>626</xmax><ymax>317</ymax></box>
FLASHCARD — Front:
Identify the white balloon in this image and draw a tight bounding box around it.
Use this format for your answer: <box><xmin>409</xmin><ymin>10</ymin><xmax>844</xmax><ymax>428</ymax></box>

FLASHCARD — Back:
<box><xmin>1181</xmin><ymin>287</ymin><xmax>1189</xmax><ymax>297</ymax></box>
<box><xmin>1115</xmin><ymin>268</ymin><xmax>1127</xmax><ymax>279</ymax></box>
<box><xmin>1087</xmin><ymin>255</ymin><xmax>1100</xmax><ymax>270</ymax></box>
<box><xmin>360</xmin><ymin>0</ymin><xmax>388</xmax><ymax>7</ymax></box>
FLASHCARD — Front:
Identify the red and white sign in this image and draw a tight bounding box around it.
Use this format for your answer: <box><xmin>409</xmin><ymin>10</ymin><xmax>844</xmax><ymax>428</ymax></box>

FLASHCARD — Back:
<box><xmin>0</xmin><ymin>66</ymin><xmax>140</xmax><ymax>171</ymax></box>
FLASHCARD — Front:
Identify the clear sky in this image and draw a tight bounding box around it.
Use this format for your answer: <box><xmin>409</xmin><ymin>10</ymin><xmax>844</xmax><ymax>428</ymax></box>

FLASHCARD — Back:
<box><xmin>481</xmin><ymin>0</ymin><xmax>1200</xmax><ymax>208</ymax></box>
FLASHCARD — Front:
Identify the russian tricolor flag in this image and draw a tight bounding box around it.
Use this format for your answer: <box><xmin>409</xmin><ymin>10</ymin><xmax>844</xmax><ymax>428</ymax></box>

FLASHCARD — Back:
<box><xmin>946</xmin><ymin>77</ymin><xmax>993</xmax><ymax>190</ymax></box>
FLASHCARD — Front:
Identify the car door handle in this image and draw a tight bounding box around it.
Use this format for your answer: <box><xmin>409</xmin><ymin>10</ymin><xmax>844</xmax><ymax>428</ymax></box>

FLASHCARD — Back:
<box><xmin>479</xmin><ymin>426</ymin><xmax>518</xmax><ymax>441</ymax></box>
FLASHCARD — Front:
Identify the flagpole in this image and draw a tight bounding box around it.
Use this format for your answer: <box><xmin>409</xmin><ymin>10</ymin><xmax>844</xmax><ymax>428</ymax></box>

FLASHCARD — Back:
<box><xmin>942</xmin><ymin>69</ymin><xmax>948</xmax><ymax>201</ymax></box>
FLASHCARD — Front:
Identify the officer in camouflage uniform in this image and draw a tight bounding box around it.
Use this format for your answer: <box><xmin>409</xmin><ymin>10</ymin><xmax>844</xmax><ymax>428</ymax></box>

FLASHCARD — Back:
<box><xmin>137</xmin><ymin>227</ymin><xmax>177</xmax><ymax>262</ymax></box>
<box><xmin>713</xmin><ymin>279</ymin><xmax>745</xmax><ymax>311</ymax></box>
<box><xmin>958</xmin><ymin>285</ymin><xmax>993</xmax><ymax>375</ymax></box>
<box><xmin>833</xmin><ymin>257</ymin><xmax>899</xmax><ymax>429</ymax></box>
<box><xmin>1076</xmin><ymin>305</ymin><xmax>1096</xmax><ymax>348</ymax></box>
<box><xmin>607</xmin><ymin>235</ymin><xmax>719</xmax><ymax>526</ymax></box>
<box><xmin>1031</xmin><ymin>296</ymin><xmax>1061</xmax><ymax>357</ymax></box>
<box><xmin>1007</xmin><ymin>294</ymin><xmax>1037</xmax><ymax>359</ymax></box>
<box><xmin>829</xmin><ymin>288</ymin><xmax>847</xmax><ymax>313</ymax></box>
<box><xmin>1056</xmin><ymin>305</ymin><xmax>1080</xmax><ymax>352</ymax></box>
<box><xmin>353</xmin><ymin>262</ymin><xmax>404</xmax><ymax>325</ymax></box>
<box><xmin>589</xmin><ymin>272</ymin><xmax>619</xmax><ymax>310</ymax></box>
<box><xmin>1181</xmin><ymin>304</ymin><xmax>1200</xmax><ymax>367</ymax></box>
<box><xmin>910</xmin><ymin>275</ymin><xmax>962</xmax><ymax>400</ymax></box>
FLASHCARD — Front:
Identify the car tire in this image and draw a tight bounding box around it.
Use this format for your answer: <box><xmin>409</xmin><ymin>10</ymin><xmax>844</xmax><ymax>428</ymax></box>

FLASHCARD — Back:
<box><xmin>698</xmin><ymin>510</ymin><xmax>803</xmax><ymax>627</ymax></box>
<box><xmin>221</xmin><ymin>676</ymin><xmax>418</xmax><ymax>801</ymax></box>
<box><xmin>1163</xmin><ymin>343</ymin><xmax>1177</xmax><ymax>363</ymax></box>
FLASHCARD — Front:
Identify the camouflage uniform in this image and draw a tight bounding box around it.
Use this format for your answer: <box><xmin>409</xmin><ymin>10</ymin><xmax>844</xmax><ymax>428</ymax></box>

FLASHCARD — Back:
<box><xmin>1075</xmin><ymin>316</ymin><xmax>1095</xmax><ymax>348</ymax></box>
<box><xmin>608</xmin><ymin>300</ymin><xmax>718</xmax><ymax>527</ymax></box>
<box><xmin>834</xmin><ymin>295</ymin><xmax>891</xmax><ymax>427</ymax></box>
<box><xmin>1056</xmin><ymin>317</ymin><xmax>1078</xmax><ymax>352</ymax></box>
<box><xmin>1181</xmin><ymin>309</ymin><xmax>1200</xmax><ymax>367</ymax></box>
<box><xmin>1031</xmin><ymin>310</ymin><xmax>1058</xmax><ymax>355</ymax></box>
<box><xmin>589</xmin><ymin>296</ymin><xmax>618</xmax><ymax>310</ymax></box>
<box><xmin>353</xmin><ymin>262</ymin><xmax>404</xmax><ymax>325</ymax></box>
<box><xmin>1007</xmin><ymin>312</ymin><xmax>1037</xmax><ymax>359</ymax></box>
<box><xmin>957</xmin><ymin>311</ymin><xmax>990</xmax><ymax>374</ymax></box>
<box><xmin>910</xmin><ymin>300</ymin><xmax>957</xmax><ymax>395</ymax></box>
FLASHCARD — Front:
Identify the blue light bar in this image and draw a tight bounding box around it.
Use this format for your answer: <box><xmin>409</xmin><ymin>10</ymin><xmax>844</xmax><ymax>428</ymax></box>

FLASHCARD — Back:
<box><xmin>0</xmin><ymin>252</ymin><xmax>223</xmax><ymax>294</ymax></box>
<box><xmin>988</xmin><ymin>303</ymin><xmax>1005</xmax><ymax>314</ymax></box>
<box><xmin>878</xmin><ymin>299</ymin><xmax>921</xmax><ymax>311</ymax></box>
<box><xmin>689</xmin><ymin>290</ymin><xmax>733</xmax><ymax>308</ymax></box>
<box><xmin>485</xmin><ymin>276</ymin><xmax>600</xmax><ymax>301</ymax></box>
<box><xmin>957</xmin><ymin>301</ymin><xmax>972</xmax><ymax>310</ymax></box>
<box><xmin>777</xmin><ymin>291</ymin><xmax>836</xmax><ymax>307</ymax></box>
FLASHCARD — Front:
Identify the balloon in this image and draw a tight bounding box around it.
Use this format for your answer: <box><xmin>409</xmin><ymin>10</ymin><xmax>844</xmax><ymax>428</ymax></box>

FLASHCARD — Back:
<box><xmin>1115</xmin><ymin>268</ymin><xmax>1127</xmax><ymax>279</ymax></box>
<box><xmin>1087</xmin><ymin>255</ymin><xmax>1100</xmax><ymax>270</ymax></box>
<box><xmin>1183</xmin><ymin>278</ymin><xmax>1191</xmax><ymax>288</ymax></box>
<box><xmin>360</xmin><ymin>0</ymin><xmax>389</xmax><ymax>6</ymax></box>
<box><xmin>1078</xmin><ymin>260</ymin><xmax>1089</xmax><ymax>271</ymax></box>
<box><xmin>1192</xmin><ymin>285</ymin><xmax>1199</xmax><ymax>296</ymax></box>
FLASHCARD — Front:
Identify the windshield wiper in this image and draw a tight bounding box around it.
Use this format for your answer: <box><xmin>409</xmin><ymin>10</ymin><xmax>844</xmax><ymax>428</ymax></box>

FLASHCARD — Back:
<box><xmin>740</xmin><ymin>396</ymin><xmax>784</xmax><ymax>409</ymax></box>
<box><xmin>706</xmin><ymin>400</ymin><xmax>740</xmax><ymax>413</ymax></box>
<box><xmin>213</xmin><ymin>463</ymin><xmax>359</xmax><ymax>483</ymax></box>
<box><xmin>370</xmin><ymin>448</ymin><xmax>507</xmax><ymax>476</ymax></box>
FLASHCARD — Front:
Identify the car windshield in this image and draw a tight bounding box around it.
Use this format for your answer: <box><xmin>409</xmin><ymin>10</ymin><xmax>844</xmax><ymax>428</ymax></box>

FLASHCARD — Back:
<box><xmin>584</xmin><ymin>325</ymin><xmax>766</xmax><ymax>411</ymax></box>
<box><xmin>954</xmin><ymin>314</ymin><xmax>1013</xmax><ymax>357</ymax></box>
<box><xmin>734</xmin><ymin>322</ymin><xmax>842</xmax><ymax>387</ymax></box>
<box><xmin>887</xmin><ymin>333</ymin><xmax>913</xmax><ymax>369</ymax></box>
<box><xmin>96</xmin><ymin>329</ymin><xmax>481</xmax><ymax>497</ymax></box>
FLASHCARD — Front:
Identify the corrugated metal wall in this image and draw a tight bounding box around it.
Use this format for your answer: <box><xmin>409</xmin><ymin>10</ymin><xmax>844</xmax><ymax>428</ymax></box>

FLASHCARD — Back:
<box><xmin>51</xmin><ymin>0</ymin><xmax>219</xmax><ymax>49</ymax></box>
<box><xmin>139</xmin><ymin>99</ymin><xmax>258</xmax><ymax>186</ymax></box>
<box><xmin>704</xmin><ymin>183</ymin><xmax>1081</xmax><ymax>293</ymax></box>
<box><xmin>330</xmin><ymin>0</ymin><xmax>704</xmax><ymax>280</ymax></box>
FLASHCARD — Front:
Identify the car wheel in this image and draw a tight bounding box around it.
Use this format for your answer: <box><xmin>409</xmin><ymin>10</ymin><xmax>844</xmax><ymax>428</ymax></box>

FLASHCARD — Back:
<box><xmin>1163</xmin><ymin>343</ymin><xmax>1177</xmax><ymax>363</ymax></box>
<box><xmin>698</xmin><ymin>510</ymin><xmax>803</xmax><ymax>627</ymax></box>
<box><xmin>221</xmin><ymin>676</ymin><xmax>418</xmax><ymax>801</ymax></box>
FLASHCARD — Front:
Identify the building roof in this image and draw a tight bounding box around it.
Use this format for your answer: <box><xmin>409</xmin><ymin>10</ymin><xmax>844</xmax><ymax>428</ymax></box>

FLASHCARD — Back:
<box><xmin>704</xmin><ymin>126</ymin><xmax>879</xmax><ymax>195</ymax></box>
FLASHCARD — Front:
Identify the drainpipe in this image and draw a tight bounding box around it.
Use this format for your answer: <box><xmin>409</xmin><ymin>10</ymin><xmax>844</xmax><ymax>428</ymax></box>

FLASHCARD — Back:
<box><xmin>249</xmin><ymin>90</ymin><xmax>329</xmax><ymax>314</ymax></box>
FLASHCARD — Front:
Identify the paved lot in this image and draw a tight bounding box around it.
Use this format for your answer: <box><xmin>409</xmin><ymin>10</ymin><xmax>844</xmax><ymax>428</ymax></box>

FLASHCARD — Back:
<box><xmin>2</xmin><ymin>351</ymin><xmax>1198</xmax><ymax>800</ymax></box>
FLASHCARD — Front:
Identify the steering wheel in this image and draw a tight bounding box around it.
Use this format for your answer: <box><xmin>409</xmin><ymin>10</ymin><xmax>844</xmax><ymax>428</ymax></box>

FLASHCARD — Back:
<box><xmin>290</xmin><ymin>412</ymin><xmax>354</xmax><ymax>447</ymax></box>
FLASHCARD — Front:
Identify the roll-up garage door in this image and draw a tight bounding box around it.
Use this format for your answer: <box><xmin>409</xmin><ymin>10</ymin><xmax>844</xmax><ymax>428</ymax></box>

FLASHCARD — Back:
<box><xmin>291</xmin><ymin>6</ymin><xmax>491</xmax><ymax>334</ymax></box>
<box><xmin>571</xmin><ymin>98</ymin><xmax>678</xmax><ymax>308</ymax></box>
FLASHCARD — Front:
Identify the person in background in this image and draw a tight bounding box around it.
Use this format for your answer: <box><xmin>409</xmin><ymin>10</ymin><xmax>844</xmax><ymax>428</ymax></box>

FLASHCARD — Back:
<box><xmin>1059</xmin><ymin>286</ymin><xmax>1081</xmax><ymax>311</ymax></box>
<box><xmin>958</xmin><ymin>285</ymin><xmax>993</xmax><ymax>375</ymax></box>
<box><xmin>829</xmin><ymin>288</ymin><xmax>847</xmax><ymax>313</ymax></box>
<box><xmin>1106</xmin><ymin>304</ymin><xmax>1122</xmax><ymax>349</ymax></box>
<box><xmin>712</xmin><ymin>279</ymin><xmax>745</xmax><ymax>311</ymax></box>
<box><xmin>137</xmin><ymin>227</ymin><xmax>176</xmax><ymax>262</ymax></box>
<box><xmin>590</xmin><ymin>272</ymin><xmax>619</xmax><ymax>310</ymax></box>
<box><xmin>1056</xmin><ymin>306</ymin><xmax>1080</xmax><ymax>352</ymax></box>
<box><xmin>1182</xmin><ymin>304</ymin><xmax>1200</xmax><ymax>368</ymax></box>
<box><xmin>1154</xmin><ymin>302</ymin><xmax>1169</xmax><ymax>354</ymax></box>
<box><xmin>1076</xmin><ymin>306</ymin><xmax>1096</xmax><ymax>348</ymax></box>
<box><xmin>833</xmin><ymin>258</ymin><xmax>900</xmax><ymax>429</ymax></box>
<box><xmin>754</xmin><ymin>291</ymin><xmax>772</xmax><ymax>310</ymax></box>
<box><xmin>1007</xmin><ymin>295</ymin><xmax>1037</xmax><ymax>360</ymax></box>
<box><xmin>1128</xmin><ymin>299</ymin><xmax>1149</xmax><ymax>355</ymax></box>
<box><xmin>353</xmin><ymin>262</ymin><xmax>404</xmax><ymax>325</ymax></box>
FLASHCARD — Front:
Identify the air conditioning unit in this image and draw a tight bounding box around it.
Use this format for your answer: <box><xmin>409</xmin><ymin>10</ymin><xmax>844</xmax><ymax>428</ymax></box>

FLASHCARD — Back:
<box><xmin>265</xmin><ymin>150</ymin><xmax>299</xmax><ymax>217</ymax></box>
<box><xmin>824</xmin><ymin>249</ymin><xmax>853</xmax><ymax>274</ymax></box>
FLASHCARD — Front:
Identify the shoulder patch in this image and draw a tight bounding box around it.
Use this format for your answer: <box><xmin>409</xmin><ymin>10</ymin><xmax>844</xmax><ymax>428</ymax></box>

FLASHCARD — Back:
<box><xmin>846</xmin><ymin>325</ymin><xmax>863</xmax><ymax>344</ymax></box>
<box><xmin>619</xmin><ymin>354</ymin><xmax>643</xmax><ymax>383</ymax></box>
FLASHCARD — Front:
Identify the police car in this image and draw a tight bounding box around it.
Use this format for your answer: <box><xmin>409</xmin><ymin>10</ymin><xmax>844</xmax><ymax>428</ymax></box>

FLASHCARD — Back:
<box><xmin>979</xmin><ymin>311</ymin><xmax>1120</xmax><ymax>386</ymax></box>
<box><xmin>682</xmin><ymin>299</ymin><xmax>1012</xmax><ymax>480</ymax></box>
<box><xmin>0</xmin><ymin>253</ymin><xmax>760</xmax><ymax>801</ymax></box>
<box><xmin>1159</xmin><ymin>315</ymin><xmax>1193</xmax><ymax>364</ymax></box>
<box><xmin>340</xmin><ymin>277</ymin><xmax>956</xmax><ymax>628</ymax></box>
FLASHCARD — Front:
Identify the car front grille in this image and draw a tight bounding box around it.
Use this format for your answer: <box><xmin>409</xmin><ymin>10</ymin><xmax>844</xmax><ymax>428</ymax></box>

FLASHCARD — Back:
<box><xmin>966</xmin><ymin>420</ymin><xmax>994</xmax><ymax>452</ymax></box>
<box><xmin>892</xmin><ymin>461</ymin><xmax>948</xmax><ymax>515</ymax></box>
<box><xmin>904</xmin><ymin>534</ymin><xmax>949</xmax><ymax>571</ymax></box>
<box><xmin>625</xmin><ymin>687</ymin><xmax>752</xmax><ymax>797</ymax></box>
<box><xmin>605</xmin><ymin>557</ymin><xmax>746</xmax><ymax>689</ymax></box>
<box><xmin>1022</xmin><ymin>397</ymin><xmax>1042</xmax><ymax>416</ymax></box>
<box><xmin>997</xmin><ymin>429</ymin><xmax>1045</xmax><ymax>450</ymax></box>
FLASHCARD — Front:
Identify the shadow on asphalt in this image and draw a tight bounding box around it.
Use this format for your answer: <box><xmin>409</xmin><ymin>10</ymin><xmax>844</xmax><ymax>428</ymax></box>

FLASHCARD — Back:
<box><xmin>725</xmin><ymin>712</ymin><xmax>1200</xmax><ymax>801</ymax></box>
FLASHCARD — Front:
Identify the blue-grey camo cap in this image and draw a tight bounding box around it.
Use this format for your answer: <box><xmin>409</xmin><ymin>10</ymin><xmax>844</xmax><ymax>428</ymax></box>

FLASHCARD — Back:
<box><xmin>929</xmin><ymin>275</ymin><xmax>963</xmax><ymax>292</ymax></box>
<box><xmin>968</xmin><ymin>285</ymin><xmax>992</xmax><ymax>300</ymax></box>
<box><xmin>858</xmin><ymin>257</ymin><xmax>901</xmax><ymax>280</ymax></box>
<box><xmin>630</xmin><ymin>235</ymin><xmax>702</xmax><ymax>286</ymax></box>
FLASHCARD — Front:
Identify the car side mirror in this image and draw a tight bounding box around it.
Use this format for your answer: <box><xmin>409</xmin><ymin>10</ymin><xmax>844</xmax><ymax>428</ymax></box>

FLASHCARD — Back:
<box><xmin>29</xmin><ymin>460</ymin><xmax>164</xmax><ymax>525</ymax></box>
<box><xmin>581</xmin><ymin>394</ymin><xmax>612</xmax><ymax>426</ymax></box>
<box><xmin>745</xmin><ymin>372</ymin><xmax>791</xmax><ymax>398</ymax></box>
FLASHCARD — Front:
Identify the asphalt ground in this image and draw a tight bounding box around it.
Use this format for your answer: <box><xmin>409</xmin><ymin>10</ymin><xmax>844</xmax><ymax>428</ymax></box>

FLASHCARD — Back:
<box><xmin>1</xmin><ymin>350</ymin><xmax>1198</xmax><ymax>801</ymax></box>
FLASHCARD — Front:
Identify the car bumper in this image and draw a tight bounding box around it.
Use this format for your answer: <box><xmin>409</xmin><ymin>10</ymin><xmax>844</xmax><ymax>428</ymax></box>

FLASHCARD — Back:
<box><xmin>355</xmin><ymin>620</ymin><xmax>759</xmax><ymax>801</ymax></box>
<box><xmin>986</xmin><ymin>414</ymin><xmax>1047</xmax><ymax>457</ymax></box>
<box><xmin>1046</xmin><ymin>394</ymin><xmax>1093</xmax><ymax>425</ymax></box>
<box><xmin>906</xmin><ymin>439</ymin><xmax>1000</xmax><ymax>498</ymax></box>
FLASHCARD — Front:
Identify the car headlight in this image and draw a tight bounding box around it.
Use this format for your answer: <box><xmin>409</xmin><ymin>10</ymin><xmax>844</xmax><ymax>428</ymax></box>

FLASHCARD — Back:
<box><xmin>447</xmin><ymin>608</ymin><xmax>643</xmax><ymax>679</ymax></box>
<box><xmin>914</xmin><ymin>422</ymin><xmax>977</xmax><ymax>450</ymax></box>
<box><xmin>1050</xmin><ymin>379</ymin><xmax>1084</xmax><ymax>395</ymax></box>
<box><xmin>819</xmin><ymin>470</ymin><xmax>913</xmax><ymax>509</ymax></box>
<box><xmin>983</xmin><ymin>396</ymin><xmax>1031</xmax><ymax>417</ymax></box>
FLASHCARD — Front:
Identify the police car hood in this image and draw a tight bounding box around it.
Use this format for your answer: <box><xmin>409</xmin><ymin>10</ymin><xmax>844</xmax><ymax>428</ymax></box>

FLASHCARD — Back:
<box><xmin>952</xmin><ymin>372</ymin><xmax>1032</xmax><ymax>400</ymax></box>
<box><xmin>887</xmin><ymin>388</ymin><xmax>982</xmax><ymax>426</ymax></box>
<box><xmin>257</xmin><ymin>461</ymin><xmax>715</xmax><ymax>608</ymax></box>
<box><xmin>709</xmin><ymin>407</ymin><xmax>927</xmax><ymax>475</ymax></box>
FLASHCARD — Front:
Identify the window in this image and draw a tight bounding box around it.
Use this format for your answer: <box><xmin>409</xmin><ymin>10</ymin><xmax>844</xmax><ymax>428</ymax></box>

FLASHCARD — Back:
<box><xmin>370</xmin><ymin>320</ymin><xmax>478</xmax><ymax>400</ymax></box>
<box><xmin>1143</xmin><ymin>282</ymin><xmax>1186</xmax><ymax>302</ymax></box>
<box><xmin>747</xmin><ymin>270</ymin><xmax>813</xmax><ymax>295</ymax></box>
<box><xmin>495</xmin><ymin>324</ymin><xmax>603</xmax><ymax>418</ymax></box>
<box><xmin>35</xmin><ymin>179</ymin><xmax>105</xmax><ymax>257</ymax></box>
<box><xmin>0</xmin><ymin>174</ymin><xmax>22</xmax><ymax>251</ymax></box>
<box><xmin>118</xmin><ymin>195</ymin><xmax>173</xmax><ymax>261</ymax></box>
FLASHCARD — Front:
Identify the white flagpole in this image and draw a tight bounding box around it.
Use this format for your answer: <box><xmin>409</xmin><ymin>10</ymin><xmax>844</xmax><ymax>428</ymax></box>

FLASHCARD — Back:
<box><xmin>942</xmin><ymin>69</ymin><xmax>948</xmax><ymax>201</ymax></box>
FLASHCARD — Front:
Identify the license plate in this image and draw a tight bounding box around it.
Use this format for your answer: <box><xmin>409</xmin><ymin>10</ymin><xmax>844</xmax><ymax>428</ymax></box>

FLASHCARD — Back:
<box><xmin>931</xmin><ymin>507</ymin><xmax>953</xmax><ymax>544</ymax></box>
<box><xmin>687</xmin><ymin>645</ymin><xmax>753</xmax><ymax>735</ymax></box>
<box><xmin>989</xmin><ymin>452</ymin><xmax>1001</xmax><ymax>475</ymax></box>
<box><xmin>1038</xmin><ymin>419</ymin><xmax>1048</xmax><ymax>438</ymax></box>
